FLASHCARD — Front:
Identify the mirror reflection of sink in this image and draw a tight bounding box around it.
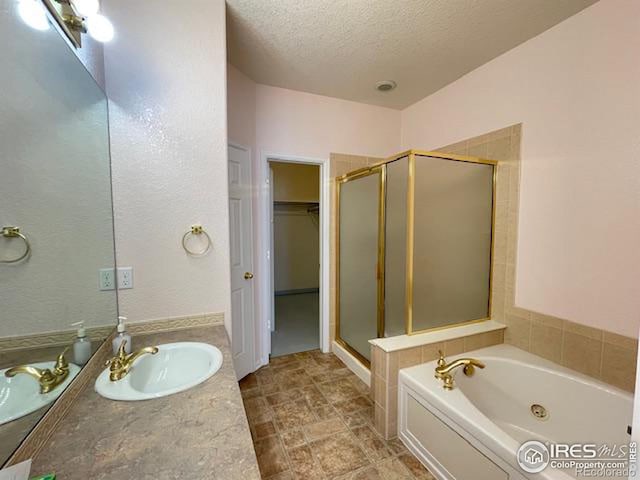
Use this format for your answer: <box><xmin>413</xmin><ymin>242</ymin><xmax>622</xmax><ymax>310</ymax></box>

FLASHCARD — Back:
<box><xmin>95</xmin><ymin>342</ymin><xmax>223</xmax><ymax>401</ymax></box>
<box><xmin>0</xmin><ymin>361</ymin><xmax>81</xmax><ymax>426</ymax></box>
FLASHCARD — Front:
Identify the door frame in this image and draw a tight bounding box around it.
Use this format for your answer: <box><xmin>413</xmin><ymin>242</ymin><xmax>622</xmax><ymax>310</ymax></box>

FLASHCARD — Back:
<box><xmin>258</xmin><ymin>152</ymin><xmax>330</xmax><ymax>364</ymax></box>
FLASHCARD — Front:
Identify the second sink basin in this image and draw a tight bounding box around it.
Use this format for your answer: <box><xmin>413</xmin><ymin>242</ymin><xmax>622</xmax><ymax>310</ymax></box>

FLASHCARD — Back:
<box><xmin>0</xmin><ymin>361</ymin><xmax>81</xmax><ymax>425</ymax></box>
<box><xmin>95</xmin><ymin>342</ymin><xmax>222</xmax><ymax>401</ymax></box>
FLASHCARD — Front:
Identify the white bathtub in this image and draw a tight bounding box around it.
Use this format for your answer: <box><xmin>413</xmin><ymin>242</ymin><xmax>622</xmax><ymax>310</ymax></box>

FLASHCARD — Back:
<box><xmin>398</xmin><ymin>344</ymin><xmax>633</xmax><ymax>480</ymax></box>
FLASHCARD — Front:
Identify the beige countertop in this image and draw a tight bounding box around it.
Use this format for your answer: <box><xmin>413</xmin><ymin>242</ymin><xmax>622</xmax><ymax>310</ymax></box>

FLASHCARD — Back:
<box><xmin>30</xmin><ymin>325</ymin><xmax>260</xmax><ymax>480</ymax></box>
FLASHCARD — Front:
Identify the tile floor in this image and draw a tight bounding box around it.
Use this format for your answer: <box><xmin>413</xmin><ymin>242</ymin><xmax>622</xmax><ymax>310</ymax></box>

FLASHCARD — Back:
<box><xmin>240</xmin><ymin>350</ymin><xmax>436</xmax><ymax>479</ymax></box>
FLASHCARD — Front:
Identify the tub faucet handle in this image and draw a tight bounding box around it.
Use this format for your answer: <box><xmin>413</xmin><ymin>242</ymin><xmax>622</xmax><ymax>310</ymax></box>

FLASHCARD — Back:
<box><xmin>434</xmin><ymin>356</ymin><xmax>485</xmax><ymax>390</ymax></box>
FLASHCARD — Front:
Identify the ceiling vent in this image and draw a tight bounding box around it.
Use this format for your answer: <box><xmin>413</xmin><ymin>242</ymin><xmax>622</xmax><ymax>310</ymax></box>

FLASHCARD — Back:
<box><xmin>375</xmin><ymin>80</ymin><xmax>397</xmax><ymax>92</ymax></box>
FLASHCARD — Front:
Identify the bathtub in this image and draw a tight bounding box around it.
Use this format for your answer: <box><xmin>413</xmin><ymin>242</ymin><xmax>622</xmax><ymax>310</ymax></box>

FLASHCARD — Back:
<box><xmin>398</xmin><ymin>344</ymin><xmax>633</xmax><ymax>480</ymax></box>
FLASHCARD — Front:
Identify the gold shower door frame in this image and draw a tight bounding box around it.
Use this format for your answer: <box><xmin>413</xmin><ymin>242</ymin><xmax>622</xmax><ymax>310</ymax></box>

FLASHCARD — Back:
<box><xmin>335</xmin><ymin>165</ymin><xmax>386</xmax><ymax>367</ymax></box>
<box><xmin>336</xmin><ymin>150</ymin><xmax>497</xmax><ymax>367</ymax></box>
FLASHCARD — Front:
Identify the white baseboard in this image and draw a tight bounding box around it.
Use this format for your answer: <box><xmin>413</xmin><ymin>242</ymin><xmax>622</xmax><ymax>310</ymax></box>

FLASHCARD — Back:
<box><xmin>332</xmin><ymin>340</ymin><xmax>370</xmax><ymax>386</ymax></box>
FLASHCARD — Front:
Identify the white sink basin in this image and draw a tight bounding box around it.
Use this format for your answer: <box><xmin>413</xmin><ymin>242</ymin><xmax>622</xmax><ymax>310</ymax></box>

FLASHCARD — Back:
<box><xmin>95</xmin><ymin>342</ymin><xmax>222</xmax><ymax>401</ymax></box>
<box><xmin>0</xmin><ymin>361</ymin><xmax>80</xmax><ymax>425</ymax></box>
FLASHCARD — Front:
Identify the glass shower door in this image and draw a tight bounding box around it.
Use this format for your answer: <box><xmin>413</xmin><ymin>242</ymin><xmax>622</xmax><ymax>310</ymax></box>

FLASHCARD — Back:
<box><xmin>337</xmin><ymin>167</ymin><xmax>384</xmax><ymax>363</ymax></box>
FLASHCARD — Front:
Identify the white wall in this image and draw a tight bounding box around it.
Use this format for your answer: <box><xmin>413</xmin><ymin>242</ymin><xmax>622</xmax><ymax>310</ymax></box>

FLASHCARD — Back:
<box><xmin>273</xmin><ymin>206</ymin><xmax>320</xmax><ymax>292</ymax></box>
<box><xmin>104</xmin><ymin>0</ymin><xmax>231</xmax><ymax>332</ymax></box>
<box><xmin>74</xmin><ymin>36</ymin><xmax>105</xmax><ymax>91</ymax></box>
<box><xmin>401</xmin><ymin>0</ymin><xmax>640</xmax><ymax>338</ymax></box>
<box><xmin>256</xmin><ymin>84</ymin><xmax>401</xmax><ymax>160</ymax></box>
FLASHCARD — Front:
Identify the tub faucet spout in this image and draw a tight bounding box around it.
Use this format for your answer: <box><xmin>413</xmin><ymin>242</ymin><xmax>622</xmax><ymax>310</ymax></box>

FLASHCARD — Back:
<box><xmin>434</xmin><ymin>351</ymin><xmax>485</xmax><ymax>390</ymax></box>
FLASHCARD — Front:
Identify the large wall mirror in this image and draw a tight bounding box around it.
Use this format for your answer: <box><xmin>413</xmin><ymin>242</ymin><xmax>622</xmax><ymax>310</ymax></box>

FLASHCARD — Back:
<box><xmin>0</xmin><ymin>0</ymin><xmax>117</xmax><ymax>465</ymax></box>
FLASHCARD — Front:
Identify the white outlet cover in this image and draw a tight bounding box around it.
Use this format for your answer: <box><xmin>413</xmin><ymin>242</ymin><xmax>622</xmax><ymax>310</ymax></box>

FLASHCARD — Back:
<box><xmin>117</xmin><ymin>267</ymin><xmax>133</xmax><ymax>290</ymax></box>
<box><xmin>99</xmin><ymin>268</ymin><xmax>115</xmax><ymax>291</ymax></box>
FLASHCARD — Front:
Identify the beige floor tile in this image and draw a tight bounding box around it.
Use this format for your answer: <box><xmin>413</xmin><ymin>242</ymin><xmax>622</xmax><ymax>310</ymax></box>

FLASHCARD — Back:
<box><xmin>310</xmin><ymin>431</ymin><xmax>369</xmax><ymax>477</ymax></box>
<box><xmin>303</xmin><ymin>417</ymin><xmax>346</xmax><ymax>441</ymax></box>
<box><xmin>242</xmin><ymin>350</ymin><xmax>437</xmax><ymax>479</ymax></box>
<box><xmin>255</xmin><ymin>436</ymin><xmax>289</xmax><ymax>478</ymax></box>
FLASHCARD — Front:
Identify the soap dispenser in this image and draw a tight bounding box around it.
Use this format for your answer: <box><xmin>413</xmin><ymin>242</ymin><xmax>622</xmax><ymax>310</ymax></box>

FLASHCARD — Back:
<box><xmin>112</xmin><ymin>316</ymin><xmax>132</xmax><ymax>355</ymax></box>
<box><xmin>71</xmin><ymin>321</ymin><xmax>92</xmax><ymax>366</ymax></box>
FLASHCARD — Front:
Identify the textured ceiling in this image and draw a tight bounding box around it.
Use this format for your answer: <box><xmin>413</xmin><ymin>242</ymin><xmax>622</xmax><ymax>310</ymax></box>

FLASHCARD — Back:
<box><xmin>227</xmin><ymin>0</ymin><xmax>598</xmax><ymax>109</ymax></box>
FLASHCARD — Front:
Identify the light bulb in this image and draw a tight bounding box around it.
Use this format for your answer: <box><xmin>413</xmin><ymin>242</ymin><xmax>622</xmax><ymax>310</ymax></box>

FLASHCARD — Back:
<box><xmin>86</xmin><ymin>13</ymin><xmax>113</xmax><ymax>42</ymax></box>
<box><xmin>71</xmin><ymin>0</ymin><xmax>100</xmax><ymax>17</ymax></box>
<box><xmin>17</xmin><ymin>0</ymin><xmax>50</xmax><ymax>31</ymax></box>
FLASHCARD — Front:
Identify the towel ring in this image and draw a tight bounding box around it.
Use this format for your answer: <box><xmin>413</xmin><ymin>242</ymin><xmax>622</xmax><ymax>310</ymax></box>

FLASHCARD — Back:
<box><xmin>182</xmin><ymin>225</ymin><xmax>212</xmax><ymax>257</ymax></box>
<box><xmin>1</xmin><ymin>226</ymin><xmax>31</xmax><ymax>264</ymax></box>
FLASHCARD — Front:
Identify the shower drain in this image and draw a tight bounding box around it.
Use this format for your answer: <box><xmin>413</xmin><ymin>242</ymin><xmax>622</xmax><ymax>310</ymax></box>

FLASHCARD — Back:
<box><xmin>530</xmin><ymin>404</ymin><xmax>549</xmax><ymax>421</ymax></box>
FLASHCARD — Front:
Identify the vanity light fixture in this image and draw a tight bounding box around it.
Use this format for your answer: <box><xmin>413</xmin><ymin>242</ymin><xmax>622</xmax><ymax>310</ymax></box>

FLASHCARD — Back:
<box><xmin>17</xmin><ymin>0</ymin><xmax>50</xmax><ymax>31</ymax></box>
<box><xmin>39</xmin><ymin>0</ymin><xmax>114</xmax><ymax>47</ymax></box>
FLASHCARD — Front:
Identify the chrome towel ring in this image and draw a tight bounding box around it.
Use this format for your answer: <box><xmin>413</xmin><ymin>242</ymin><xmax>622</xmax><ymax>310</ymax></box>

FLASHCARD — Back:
<box><xmin>1</xmin><ymin>226</ymin><xmax>31</xmax><ymax>264</ymax></box>
<box><xmin>182</xmin><ymin>225</ymin><xmax>212</xmax><ymax>257</ymax></box>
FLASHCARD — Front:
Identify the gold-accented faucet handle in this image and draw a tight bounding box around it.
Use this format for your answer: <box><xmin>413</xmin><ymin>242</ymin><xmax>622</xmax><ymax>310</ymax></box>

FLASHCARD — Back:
<box><xmin>55</xmin><ymin>347</ymin><xmax>70</xmax><ymax>370</ymax></box>
<box><xmin>437</xmin><ymin>350</ymin><xmax>446</xmax><ymax>368</ymax></box>
<box><xmin>117</xmin><ymin>339</ymin><xmax>128</xmax><ymax>358</ymax></box>
<box><xmin>105</xmin><ymin>340</ymin><xmax>128</xmax><ymax>368</ymax></box>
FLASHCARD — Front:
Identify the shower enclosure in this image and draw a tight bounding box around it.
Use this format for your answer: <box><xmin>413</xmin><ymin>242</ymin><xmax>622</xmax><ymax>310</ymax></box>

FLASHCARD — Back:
<box><xmin>336</xmin><ymin>151</ymin><xmax>496</xmax><ymax>365</ymax></box>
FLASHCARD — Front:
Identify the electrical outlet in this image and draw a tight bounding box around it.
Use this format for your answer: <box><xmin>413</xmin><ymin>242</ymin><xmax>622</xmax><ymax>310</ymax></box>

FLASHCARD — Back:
<box><xmin>117</xmin><ymin>267</ymin><xmax>133</xmax><ymax>289</ymax></box>
<box><xmin>99</xmin><ymin>268</ymin><xmax>115</xmax><ymax>291</ymax></box>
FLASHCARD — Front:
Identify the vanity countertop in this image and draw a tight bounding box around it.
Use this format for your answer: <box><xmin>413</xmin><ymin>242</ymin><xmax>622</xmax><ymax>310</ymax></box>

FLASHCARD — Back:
<box><xmin>30</xmin><ymin>325</ymin><xmax>260</xmax><ymax>480</ymax></box>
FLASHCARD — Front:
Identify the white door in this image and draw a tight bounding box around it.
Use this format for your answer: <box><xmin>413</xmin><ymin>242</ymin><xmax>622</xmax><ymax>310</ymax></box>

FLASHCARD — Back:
<box><xmin>228</xmin><ymin>144</ymin><xmax>255</xmax><ymax>379</ymax></box>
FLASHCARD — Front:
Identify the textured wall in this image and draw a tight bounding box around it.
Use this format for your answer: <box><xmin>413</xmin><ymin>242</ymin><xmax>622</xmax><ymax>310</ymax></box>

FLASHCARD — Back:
<box><xmin>0</xmin><ymin>3</ymin><xmax>116</xmax><ymax>337</ymax></box>
<box><xmin>401</xmin><ymin>0</ymin><xmax>640</xmax><ymax>337</ymax></box>
<box><xmin>227</xmin><ymin>64</ymin><xmax>256</xmax><ymax>150</ymax></box>
<box><xmin>103</xmin><ymin>0</ymin><xmax>231</xmax><ymax>332</ymax></box>
<box><xmin>74</xmin><ymin>35</ymin><xmax>105</xmax><ymax>91</ymax></box>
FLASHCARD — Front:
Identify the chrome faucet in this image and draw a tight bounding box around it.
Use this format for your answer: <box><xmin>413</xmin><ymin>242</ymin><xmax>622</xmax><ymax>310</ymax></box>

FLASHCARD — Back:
<box><xmin>105</xmin><ymin>340</ymin><xmax>158</xmax><ymax>382</ymax></box>
<box><xmin>5</xmin><ymin>347</ymin><xmax>70</xmax><ymax>394</ymax></box>
<box><xmin>434</xmin><ymin>350</ymin><xmax>485</xmax><ymax>390</ymax></box>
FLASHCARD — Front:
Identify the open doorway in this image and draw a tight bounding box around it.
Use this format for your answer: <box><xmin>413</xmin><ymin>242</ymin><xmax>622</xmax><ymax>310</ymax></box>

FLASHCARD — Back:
<box><xmin>269</xmin><ymin>161</ymin><xmax>321</xmax><ymax>357</ymax></box>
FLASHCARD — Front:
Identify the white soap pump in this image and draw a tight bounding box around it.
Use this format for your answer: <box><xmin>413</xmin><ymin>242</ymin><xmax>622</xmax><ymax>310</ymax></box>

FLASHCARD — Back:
<box><xmin>71</xmin><ymin>321</ymin><xmax>92</xmax><ymax>366</ymax></box>
<box><xmin>112</xmin><ymin>316</ymin><xmax>132</xmax><ymax>355</ymax></box>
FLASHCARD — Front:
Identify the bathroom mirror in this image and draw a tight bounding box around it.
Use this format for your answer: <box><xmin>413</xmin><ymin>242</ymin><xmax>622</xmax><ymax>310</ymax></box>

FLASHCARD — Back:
<box><xmin>0</xmin><ymin>1</ymin><xmax>117</xmax><ymax>465</ymax></box>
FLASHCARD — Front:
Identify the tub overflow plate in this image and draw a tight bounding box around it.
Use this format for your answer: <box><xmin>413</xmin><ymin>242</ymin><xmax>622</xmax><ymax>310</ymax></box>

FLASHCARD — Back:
<box><xmin>530</xmin><ymin>404</ymin><xmax>549</xmax><ymax>421</ymax></box>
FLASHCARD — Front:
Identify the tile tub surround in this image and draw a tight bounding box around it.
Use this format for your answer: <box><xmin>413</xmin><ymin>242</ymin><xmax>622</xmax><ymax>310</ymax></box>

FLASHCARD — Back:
<box><xmin>437</xmin><ymin>125</ymin><xmax>638</xmax><ymax>393</ymax></box>
<box><xmin>240</xmin><ymin>350</ymin><xmax>435</xmax><ymax>479</ymax></box>
<box><xmin>371</xmin><ymin>329</ymin><xmax>505</xmax><ymax>439</ymax></box>
<box><xmin>29</xmin><ymin>325</ymin><xmax>260</xmax><ymax>480</ymax></box>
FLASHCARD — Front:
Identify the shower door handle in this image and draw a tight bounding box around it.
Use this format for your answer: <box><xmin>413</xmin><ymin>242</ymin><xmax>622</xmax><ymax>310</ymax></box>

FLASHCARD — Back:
<box><xmin>244</xmin><ymin>272</ymin><xmax>254</xmax><ymax>280</ymax></box>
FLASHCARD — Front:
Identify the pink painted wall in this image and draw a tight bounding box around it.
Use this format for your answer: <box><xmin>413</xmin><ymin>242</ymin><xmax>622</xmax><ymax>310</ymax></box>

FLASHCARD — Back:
<box><xmin>228</xmin><ymin>65</ymin><xmax>401</xmax><ymax>160</ymax></box>
<box><xmin>401</xmin><ymin>0</ymin><xmax>640</xmax><ymax>337</ymax></box>
<box><xmin>227</xmin><ymin>65</ymin><xmax>256</xmax><ymax>151</ymax></box>
<box><xmin>256</xmin><ymin>84</ymin><xmax>401</xmax><ymax>159</ymax></box>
